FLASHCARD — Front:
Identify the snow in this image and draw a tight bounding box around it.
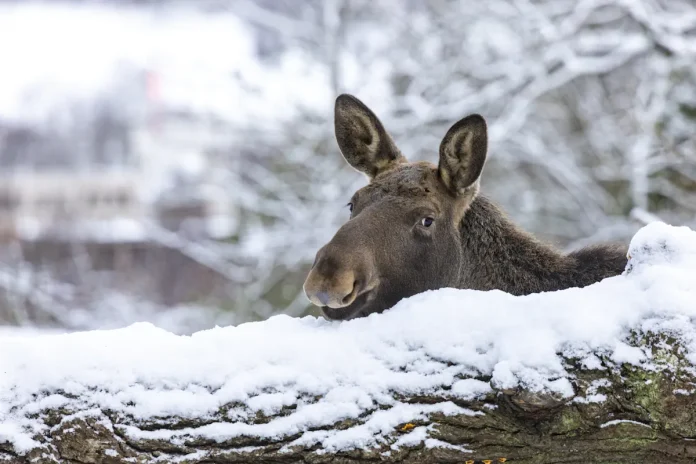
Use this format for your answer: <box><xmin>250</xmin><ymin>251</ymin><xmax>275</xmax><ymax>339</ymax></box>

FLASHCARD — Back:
<box><xmin>572</xmin><ymin>379</ymin><xmax>611</xmax><ymax>404</ymax></box>
<box><xmin>600</xmin><ymin>419</ymin><xmax>651</xmax><ymax>429</ymax></box>
<box><xmin>0</xmin><ymin>327</ymin><xmax>65</xmax><ymax>338</ymax></box>
<box><xmin>1</xmin><ymin>222</ymin><xmax>696</xmax><ymax>455</ymax></box>
<box><xmin>389</xmin><ymin>424</ymin><xmax>472</xmax><ymax>453</ymax></box>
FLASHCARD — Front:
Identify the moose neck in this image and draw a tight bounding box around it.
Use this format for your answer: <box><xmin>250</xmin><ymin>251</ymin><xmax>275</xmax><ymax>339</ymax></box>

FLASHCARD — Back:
<box><xmin>457</xmin><ymin>195</ymin><xmax>575</xmax><ymax>295</ymax></box>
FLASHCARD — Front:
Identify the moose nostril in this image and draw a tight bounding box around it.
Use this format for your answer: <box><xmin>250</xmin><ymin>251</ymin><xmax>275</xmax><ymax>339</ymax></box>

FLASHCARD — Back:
<box><xmin>316</xmin><ymin>291</ymin><xmax>330</xmax><ymax>306</ymax></box>
<box><xmin>341</xmin><ymin>281</ymin><xmax>359</xmax><ymax>305</ymax></box>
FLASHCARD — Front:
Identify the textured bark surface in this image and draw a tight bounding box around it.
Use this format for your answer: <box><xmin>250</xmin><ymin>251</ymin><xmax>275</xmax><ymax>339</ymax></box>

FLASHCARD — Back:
<box><xmin>3</xmin><ymin>336</ymin><xmax>696</xmax><ymax>463</ymax></box>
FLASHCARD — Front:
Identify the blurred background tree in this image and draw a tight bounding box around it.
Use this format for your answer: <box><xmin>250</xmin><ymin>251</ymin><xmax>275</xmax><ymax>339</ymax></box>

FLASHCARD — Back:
<box><xmin>0</xmin><ymin>0</ymin><xmax>694</xmax><ymax>334</ymax></box>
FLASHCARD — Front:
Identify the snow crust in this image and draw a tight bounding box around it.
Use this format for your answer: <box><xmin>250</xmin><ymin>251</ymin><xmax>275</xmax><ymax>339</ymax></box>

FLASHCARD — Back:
<box><xmin>1</xmin><ymin>222</ymin><xmax>696</xmax><ymax>454</ymax></box>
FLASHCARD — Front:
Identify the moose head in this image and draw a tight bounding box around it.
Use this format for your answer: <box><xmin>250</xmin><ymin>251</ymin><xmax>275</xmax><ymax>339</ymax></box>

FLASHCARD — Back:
<box><xmin>303</xmin><ymin>94</ymin><xmax>490</xmax><ymax>320</ymax></box>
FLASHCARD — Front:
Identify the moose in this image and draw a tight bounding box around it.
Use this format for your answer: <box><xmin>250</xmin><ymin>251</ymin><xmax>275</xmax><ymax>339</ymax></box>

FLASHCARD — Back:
<box><xmin>304</xmin><ymin>94</ymin><xmax>628</xmax><ymax>320</ymax></box>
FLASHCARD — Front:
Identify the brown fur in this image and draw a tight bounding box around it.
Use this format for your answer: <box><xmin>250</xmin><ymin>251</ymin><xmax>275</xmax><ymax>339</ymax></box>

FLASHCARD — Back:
<box><xmin>303</xmin><ymin>94</ymin><xmax>628</xmax><ymax>320</ymax></box>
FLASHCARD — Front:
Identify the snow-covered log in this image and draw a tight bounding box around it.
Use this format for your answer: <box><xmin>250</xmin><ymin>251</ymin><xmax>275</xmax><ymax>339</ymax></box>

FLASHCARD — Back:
<box><xmin>2</xmin><ymin>223</ymin><xmax>696</xmax><ymax>463</ymax></box>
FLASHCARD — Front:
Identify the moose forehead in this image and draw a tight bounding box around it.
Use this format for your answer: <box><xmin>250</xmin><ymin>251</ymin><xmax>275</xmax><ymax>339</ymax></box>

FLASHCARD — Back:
<box><xmin>353</xmin><ymin>161</ymin><xmax>445</xmax><ymax>204</ymax></box>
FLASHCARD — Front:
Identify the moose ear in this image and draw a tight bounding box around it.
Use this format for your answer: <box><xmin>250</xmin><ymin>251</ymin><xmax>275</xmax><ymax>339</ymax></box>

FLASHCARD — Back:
<box><xmin>438</xmin><ymin>114</ymin><xmax>488</xmax><ymax>195</ymax></box>
<box><xmin>334</xmin><ymin>94</ymin><xmax>405</xmax><ymax>178</ymax></box>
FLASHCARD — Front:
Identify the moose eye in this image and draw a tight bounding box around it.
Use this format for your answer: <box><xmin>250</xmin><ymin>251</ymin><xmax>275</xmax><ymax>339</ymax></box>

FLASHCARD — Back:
<box><xmin>347</xmin><ymin>203</ymin><xmax>354</xmax><ymax>213</ymax></box>
<box><xmin>421</xmin><ymin>217</ymin><xmax>434</xmax><ymax>227</ymax></box>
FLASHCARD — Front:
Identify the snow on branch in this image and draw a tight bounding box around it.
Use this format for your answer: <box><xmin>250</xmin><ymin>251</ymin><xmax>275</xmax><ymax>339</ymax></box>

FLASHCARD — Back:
<box><xmin>2</xmin><ymin>223</ymin><xmax>696</xmax><ymax>462</ymax></box>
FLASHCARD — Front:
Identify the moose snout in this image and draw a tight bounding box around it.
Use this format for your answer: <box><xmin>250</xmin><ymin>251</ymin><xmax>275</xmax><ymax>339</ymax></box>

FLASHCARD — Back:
<box><xmin>304</xmin><ymin>243</ymin><xmax>375</xmax><ymax>310</ymax></box>
<box><xmin>304</xmin><ymin>268</ymin><xmax>358</xmax><ymax>309</ymax></box>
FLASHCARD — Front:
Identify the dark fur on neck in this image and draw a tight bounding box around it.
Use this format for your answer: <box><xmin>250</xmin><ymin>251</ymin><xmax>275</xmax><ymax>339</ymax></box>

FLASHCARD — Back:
<box><xmin>459</xmin><ymin>196</ymin><xmax>628</xmax><ymax>295</ymax></box>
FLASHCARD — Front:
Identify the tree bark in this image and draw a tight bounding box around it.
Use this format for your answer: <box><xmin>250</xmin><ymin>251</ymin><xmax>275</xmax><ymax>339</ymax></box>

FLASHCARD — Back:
<box><xmin>3</xmin><ymin>334</ymin><xmax>696</xmax><ymax>463</ymax></box>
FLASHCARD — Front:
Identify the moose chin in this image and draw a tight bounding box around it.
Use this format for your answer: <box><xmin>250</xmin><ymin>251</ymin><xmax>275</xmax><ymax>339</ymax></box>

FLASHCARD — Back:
<box><xmin>304</xmin><ymin>94</ymin><xmax>628</xmax><ymax>321</ymax></box>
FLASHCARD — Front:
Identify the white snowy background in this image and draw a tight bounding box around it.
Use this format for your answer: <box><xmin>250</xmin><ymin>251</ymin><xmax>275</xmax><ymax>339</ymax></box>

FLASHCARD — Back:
<box><xmin>0</xmin><ymin>0</ymin><xmax>694</xmax><ymax>334</ymax></box>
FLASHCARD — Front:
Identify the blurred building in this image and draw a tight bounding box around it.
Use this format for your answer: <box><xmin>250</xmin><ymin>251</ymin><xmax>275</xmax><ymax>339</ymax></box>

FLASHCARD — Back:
<box><xmin>0</xmin><ymin>170</ymin><xmax>144</xmax><ymax>241</ymax></box>
<box><xmin>0</xmin><ymin>65</ymin><xmax>237</xmax><ymax>244</ymax></box>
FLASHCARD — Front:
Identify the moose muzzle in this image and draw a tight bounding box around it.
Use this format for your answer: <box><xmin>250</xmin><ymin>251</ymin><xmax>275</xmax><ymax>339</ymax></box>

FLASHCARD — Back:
<box><xmin>303</xmin><ymin>238</ymin><xmax>375</xmax><ymax>310</ymax></box>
